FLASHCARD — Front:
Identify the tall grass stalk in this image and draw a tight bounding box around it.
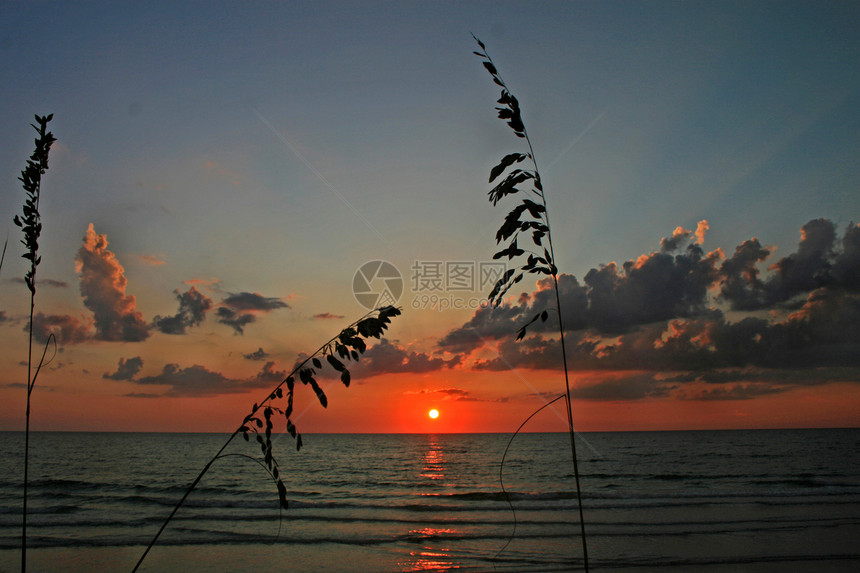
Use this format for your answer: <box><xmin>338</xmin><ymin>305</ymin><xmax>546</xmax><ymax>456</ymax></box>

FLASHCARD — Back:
<box><xmin>472</xmin><ymin>37</ymin><xmax>589</xmax><ymax>570</ymax></box>
<box><xmin>133</xmin><ymin>305</ymin><xmax>401</xmax><ymax>572</ymax></box>
<box><xmin>13</xmin><ymin>114</ymin><xmax>56</xmax><ymax>573</ymax></box>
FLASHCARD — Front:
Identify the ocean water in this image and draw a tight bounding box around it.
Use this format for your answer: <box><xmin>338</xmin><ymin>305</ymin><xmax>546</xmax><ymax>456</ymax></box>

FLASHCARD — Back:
<box><xmin>0</xmin><ymin>429</ymin><xmax>858</xmax><ymax>572</ymax></box>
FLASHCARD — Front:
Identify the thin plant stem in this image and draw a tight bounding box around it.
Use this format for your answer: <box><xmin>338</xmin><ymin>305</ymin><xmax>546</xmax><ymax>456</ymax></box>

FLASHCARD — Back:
<box><xmin>473</xmin><ymin>38</ymin><xmax>589</xmax><ymax>570</ymax></box>
<box><xmin>495</xmin><ymin>394</ymin><xmax>564</xmax><ymax>562</ymax></box>
<box><xmin>15</xmin><ymin>114</ymin><xmax>55</xmax><ymax>573</ymax></box>
<box><xmin>534</xmin><ymin>134</ymin><xmax>589</xmax><ymax>567</ymax></box>
<box><xmin>526</xmin><ymin>104</ymin><xmax>590</xmax><ymax>573</ymax></box>
<box><xmin>133</xmin><ymin>306</ymin><xmax>399</xmax><ymax>572</ymax></box>
<box><xmin>531</xmin><ymin>123</ymin><xmax>590</xmax><ymax>573</ymax></box>
<box><xmin>131</xmin><ymin>433</ymin><xmax>237</xmax><ymax>572</ymax></box>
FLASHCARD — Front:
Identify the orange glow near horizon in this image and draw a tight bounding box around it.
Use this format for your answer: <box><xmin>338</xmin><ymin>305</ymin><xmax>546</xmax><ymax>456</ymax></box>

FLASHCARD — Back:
<box><xmin>1</xmin><ymin>371</ymin><xmax>858</xmax><ymax>433</ymax></box>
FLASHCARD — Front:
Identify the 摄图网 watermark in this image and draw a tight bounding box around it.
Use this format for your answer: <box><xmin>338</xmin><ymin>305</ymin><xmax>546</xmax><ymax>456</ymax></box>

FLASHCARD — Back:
<box><xmin>352</xmin><ymin>260</ymin><xmax>506</xmax><ymax>311</ymax></box>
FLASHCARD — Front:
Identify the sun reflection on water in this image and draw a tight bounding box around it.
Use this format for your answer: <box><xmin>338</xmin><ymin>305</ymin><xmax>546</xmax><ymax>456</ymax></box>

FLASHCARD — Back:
<box><xmin>399</xmin><ymin>527</ymin><xmax>462</xmax><ymax>571</ymax></box>
<box><xmin>400</xmin><ymin>438</ymin><xmax>464</xmax><ymax>571</ymax></box>
<box><xmin>420</xmin><ymin>443</ymin><xmax>446</xmax><ymax>481</ymax></box>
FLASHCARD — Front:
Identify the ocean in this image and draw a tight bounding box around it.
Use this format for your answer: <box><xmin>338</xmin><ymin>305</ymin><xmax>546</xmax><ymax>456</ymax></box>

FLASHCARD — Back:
<box><xmin>0</xmin><ymin>429</ymin><xmax>858</xmax><ymax>572</ymax></box>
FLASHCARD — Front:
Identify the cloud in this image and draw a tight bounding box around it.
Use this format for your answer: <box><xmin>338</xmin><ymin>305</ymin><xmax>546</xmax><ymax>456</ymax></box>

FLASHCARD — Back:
<box><xmin>216</xmin><ymin>307</ymin><xmax>257</xmax><ymax>334</ymax></box>
<box><xmin>243</xmin><ymin>347</ymin><xmax>269</xmax><ymax>361</ymax></box>
<box><xmin>103</xmin><ymin>356</ymin><xmax>144</xmax><ymax>381</ymax></box>
<box><xmin>473</xmin><ymin>335</ymin><xmax>563</xmax><ymax>371</ymax></box>
<box><xmin>134</xmin><ymin>364</ymin><xmax>232</xmax><ymax>396</ymax></box>
<box><xmin>719</xmin><ymin>219</ymin><xmax>860</xmax><ymax>310</ymax></box>
<box><xmin>183</xmin><ymin>277</ymin><xmax>221</xmax><ymax>287</ymax></box>
<box><xmin>75</xmin><ymin>224</ymin><xmax>150</xmax><ymax>342</ymax></box>
<box><xmin>30</xmin><ymin>312</ymin><xmax>92</xmax><ymax>345</ymax></box>
<box><xmin>679</xmin><ymin>383</ymin><xmax>789</xmax><ymax>401</ymax></box>
<box><xmin>404</xmin><ymin>387</ymin><xmax>488</xmax><ymax>401</ymax></box>
<box><xmin>717</xmin><ymin>238</ymin><xmax>772</xmax><ymax>310</ymax></box>
<box><xmin>221</xmin><ymin>292</ymin><xmax>290</xmax><ymax>312</ymax></box>
<box><xmin>439</xmin><ymin>224</ymin><xmax>722</xmax><ymax>351</ymax></box>
<box><xmin>358</xmin><ymin>338</ymin><xmax>460</xmax><ymax>375</ymax></box>
<box><xmin>694</xmin><ymin>220</ymin><xmax>709</xmax><ymax>245</ymax></box>
<box><xmin>582</xmin><ymin>238</ymin><xmax>722</xmax><ymax>333</ymax></box>
<box><xmin>475</xmin><ymin>288</ymin><xmax>860</xmax><ymax>374</ymax></box>
<box><xmin>660</xmin><ymin>223</ymin><xmax>697</xmax><ymax>251</ymax></box>
<box><xmin>250</xmin><ymin>361</ymin><xmax>288</xmax><ymax>385</ymax></box>
<box><xmin>10</xmin><ymin>277</ymin><xmax>69</xmax><ymax>288</ymax></box>
<box><xmin>152</xmin><ymin>287</ymin><xmax>213</xmax><ymax>334</ymax></box>
<box><xmin>573</xmin><ymin>373</ymin><xmax>676</xmax><ymax>401</ymax></box>
<box><xmin>314</xmin><ymin>312</ymin><xmax>345</xmax><ymax>320</ymax></box>
<box><xmin>216</xmin><ymin>292</ymin><xmax>289</xmax><ymax>334</ymax></box>
<box><xmin>440</xmin><ymin>219</ymin><xmax>860</xmax><ymax>402</ymax></box>
<box><xmin>131</xmin><ymin>361</ymin><xmax>284</xmax><ymax>397</ymax></box>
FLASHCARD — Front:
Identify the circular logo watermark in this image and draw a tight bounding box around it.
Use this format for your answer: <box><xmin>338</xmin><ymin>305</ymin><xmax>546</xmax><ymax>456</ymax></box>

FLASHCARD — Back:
<box><xmin>352</xmin><ymin>260</ymin><xmax>403</xmax><ymax>310</ymax></box>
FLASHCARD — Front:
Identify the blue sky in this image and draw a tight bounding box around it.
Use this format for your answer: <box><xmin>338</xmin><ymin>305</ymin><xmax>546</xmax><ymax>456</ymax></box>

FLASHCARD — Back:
<box><xmin>1</xmin><ymin>1</ymin><xmax>859</xmax><ymax>432</ymax></box>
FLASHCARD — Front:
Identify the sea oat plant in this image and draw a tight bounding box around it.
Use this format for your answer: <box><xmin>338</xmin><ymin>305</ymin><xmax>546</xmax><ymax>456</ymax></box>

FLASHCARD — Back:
<box><xmin>13</xmin><ymin>114</ymin><xmax>57</xmax><ymax>573</ymax></box>
<box><xmin>133</xmin><ymin>305</ymin><xmax>402</xmax><ymax>571</ymax></box>
<box><xmin>472</xmin><ymin>37</ymin><xmax>589</xmax><ymax>570</ymax></box>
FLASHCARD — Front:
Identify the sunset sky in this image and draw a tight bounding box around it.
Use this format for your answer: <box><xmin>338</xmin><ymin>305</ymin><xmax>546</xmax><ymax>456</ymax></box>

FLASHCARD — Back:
<box><xmin>1</xmin><ymin>1</ymin><xmax>859</xmax><ymax>433</ymax></box>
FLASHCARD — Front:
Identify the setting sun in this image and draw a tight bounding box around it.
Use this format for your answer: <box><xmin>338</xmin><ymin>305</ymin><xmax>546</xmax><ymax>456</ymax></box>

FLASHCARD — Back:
<box><xmin>428</xmin><ymin>409</ymin><xmax>439</xmax><ymax>419</ymax></box>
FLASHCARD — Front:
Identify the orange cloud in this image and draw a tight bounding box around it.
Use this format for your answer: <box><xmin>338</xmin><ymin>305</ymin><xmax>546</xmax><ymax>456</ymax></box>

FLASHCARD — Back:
<box><xmin>75</xmin><ymin>223</ymin><xmax>150</xmax><ymax>342</ymax></box>
<box><xmin>695</xmin><ymin>219</ymin><xmax>709</xmax><ymax>244</ymax></box>
<box><xmin>183</xmin><ymin>277</ymin><xmax>221</xmax><ymax>288</ymax></box>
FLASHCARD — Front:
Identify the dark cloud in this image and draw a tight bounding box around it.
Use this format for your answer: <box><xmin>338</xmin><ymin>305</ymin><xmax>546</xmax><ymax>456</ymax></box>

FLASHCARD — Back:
<box><xmin>30</xmin><ymin>312</ymin><xmax>92</xmax><ymax>345</ymax></box>
<box><xmin>134</xmin><ymin>364</ymin><xmax>232</xmax><ymax>396</ymax></box>
<box><xmin>718</xmin><ymin>238</ymin><xmax>772</xmax><ymax>310</ymax></box>
<box><xmin>216</xmin><ymin>292</ymin><xmax>288</xmax><ymax>334</ymax></box>
<box><xmin>767</xmin><ymin>218</ymin><xmax>837</xmax><ymax>301</ymax></box>
<box><xmin>441</xmin><ymin>219</ymin><xmax>860</xmax><ymax>402</ymax></box>
<box><xmin>680</xmin><ymin>383</ymin><xmax>788</xmax><ymax>401</ymax></box>
<box><xmin>216</xmin><ymin>307</ymin><xmax>256</xmax><ymax>334</ymax></box>
<box><xmin>314</xmin><ymin>312</ymin><xmax>345</xmax><ymax>320</ymax></box>
<box><xmin>573</xmin><ymin>373</ymin><xmax>676</xmax><ymax>401</ymax></box>
<box><xmin>152</xmin><ymin>286</ymin><xmax>213</xmax><ymax>334</ymax></box>
<box><xmin>476</xmin><ymin>289</ymin><xmax>860</xmax><ymax>375</ymax></box>
<box><xmin>221</xmin><ymin>292</ymin><xmax>289</xmax><ymax>312</ymax></box>
<box><xmin>720</xmin><ymin>220</ymin><xmax>860</xmax><ymax>310</ymax></box>
<box><xmin>250</xmin><ymin>361</ymin><xmax>288</xmax><ymax>384</ymax></box>
<box><xmin>359</xmin><ymin>338</ymin><xmax>460</xmax><ymax>375</ymax></box>
<box><xmin>404</xmin><ymin>387</ymin><xmax>488</xmax><ymax>401</ymax></box>
<box><xmin>473</xmin><ymin>335</ymin><xmax>563</xmax><ymax>371</ymax></box>
<box><xmin>583</xmin><ymin>235</ymin><xmax>721</xmax><ymax>333</ymax></box>
<box><xmin>243</xmin><ymin>347</ymin><xmax>269</xmax><ymax>361</ymax></box>
<box><xmin>437</xmin><ymin>301</ymin><xmax>529</xmax><ymax>354</ymax></box>
<box><xmin>131</xmin><ymin>360</ymin><xmax>284</xmax><ymax>397</ymax></box>
<box><xmin>439</xmin><ymin>223</ymin><xmax>721</xmax><ymax>351</ymax></box>
<box><xmin>103</xmin><ymin>356</ymin><xmax>144</xmax><ymax>381</ymax></box>
<box><xmin>10</xmin><ymin>277</ymin><xmax>69</xmax><ymax>288</ymax></box>
<box><xmin>75</xmin><ymin>224</ymin><xmax>150</xmax><ymax>342</ymax></box>
<box><xmin>832</xmin><ymin>222</ymin><xmax>860</xmax><ymax>287</ymax></box>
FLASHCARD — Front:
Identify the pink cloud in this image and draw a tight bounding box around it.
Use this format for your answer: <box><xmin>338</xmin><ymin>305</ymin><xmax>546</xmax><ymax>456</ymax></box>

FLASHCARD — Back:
<box><xmin>75</xmin><ymin>223</ymin><xmax>150</xmax><ymax>342</ymax></box>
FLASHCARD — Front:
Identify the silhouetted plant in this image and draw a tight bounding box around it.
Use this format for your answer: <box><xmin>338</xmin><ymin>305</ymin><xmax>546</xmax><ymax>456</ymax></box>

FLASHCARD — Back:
<box><xmin>472</xmin><ymin>37</ymin><xmax>589</xmax><ymax>570</ymax></box>
<box><xmin>13</xmin><ymin>114</ymin><xmax>56</xmax><ymax>573</ymax></box>
<box><xmin>1</xmin><ymin>237</ymin><xmax>8</xmax><ymax>277</ymax></box>
<box><xmin>133</xmin><ymin>305</ymin><xmax>402</xmax><ymax>572</ymax></box>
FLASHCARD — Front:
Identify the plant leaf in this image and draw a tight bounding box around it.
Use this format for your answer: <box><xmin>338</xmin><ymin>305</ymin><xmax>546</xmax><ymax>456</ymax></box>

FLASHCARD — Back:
<box><xmin>277</xmin><ymin>479</ymin><xmax>288</xmax><ymax>510</ymax></box>
<box><xmin>489</xmin><ymin>153</ymin><xmax>527</xmax><ymax>183</ymax></box>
